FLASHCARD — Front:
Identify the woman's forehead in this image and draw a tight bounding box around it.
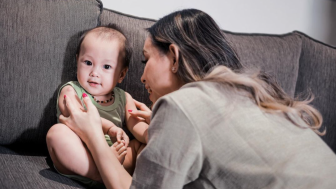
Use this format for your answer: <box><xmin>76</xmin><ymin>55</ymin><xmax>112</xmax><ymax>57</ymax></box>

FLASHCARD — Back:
<box><xmin>143</xmin><ymin>37</ymin><xmax>154</xmax><ymax>53</ymax></box>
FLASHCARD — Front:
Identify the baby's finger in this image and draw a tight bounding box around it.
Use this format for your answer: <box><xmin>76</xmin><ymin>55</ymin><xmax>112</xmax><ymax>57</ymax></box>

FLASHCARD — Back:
<box><xmin>117</xmin><ymin>146</ymin><xmax>127</xmax><ymax>155</ymax></box>
<box><xmin>119</xmin><ymin>150</ymin><xmax>127</xmax><ymax>158</ymax></box>
<box><xmin>123</xmin><ymin>135</ymin><xmax>130</xmax><ymax>147</ymax></box>
<box><xmin>116</xmin><ymin>131</ymin><xmax>122</xmax><ymax>142</ymax></box>
<box><xmin>111</xmin><ymin>142</ymin><xmax>118</xmax><ymax>148</ymax></box>
<box><xmin>114</xmin><ymin>142</ymin><xmax>125</xmax><ymax>151</ymax></box>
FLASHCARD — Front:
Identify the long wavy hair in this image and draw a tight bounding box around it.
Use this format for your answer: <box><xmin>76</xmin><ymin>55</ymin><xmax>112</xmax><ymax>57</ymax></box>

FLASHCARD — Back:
<box><xmin>147</xmin><ymin>9</ymin><xmax>324</xmax><ymax>135</ymax></box>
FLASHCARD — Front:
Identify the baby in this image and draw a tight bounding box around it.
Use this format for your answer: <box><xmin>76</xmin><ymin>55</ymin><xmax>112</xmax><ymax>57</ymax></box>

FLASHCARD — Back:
<box><xmin>46</xmin><ymin>25</ymin><xmax>148</xmax><ymax>188</ymax></box>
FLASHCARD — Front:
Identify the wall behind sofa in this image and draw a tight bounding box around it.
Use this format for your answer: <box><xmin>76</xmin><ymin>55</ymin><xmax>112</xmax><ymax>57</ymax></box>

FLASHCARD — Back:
<box><xmin>101</xmin><ymin>0</ymin><xmax>336</xmax><ymax>47</ymax></box>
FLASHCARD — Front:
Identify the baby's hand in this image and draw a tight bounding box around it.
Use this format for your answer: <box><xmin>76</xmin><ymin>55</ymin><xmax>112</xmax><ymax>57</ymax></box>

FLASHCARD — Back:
<box><xmin>110</xmin><ymin>141</ymin><xmax>127</xmax><ymax>164</ymax></box>
<box><xmin>107</xmin><ymin>126</ymin><xmax>130</xmax><ymax>147</ymax></box>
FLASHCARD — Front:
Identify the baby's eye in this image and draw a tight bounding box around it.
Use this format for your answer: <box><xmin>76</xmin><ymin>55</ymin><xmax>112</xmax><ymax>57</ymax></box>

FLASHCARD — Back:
<box><xmin>104</xmin><ymin>65</ymin><xmax>112</xmax><ymax>69</ymax></box>
<box><xmin>84</xmin><ymin>60</ymin><xmax>92</xmax><ymax>66</ymax></box>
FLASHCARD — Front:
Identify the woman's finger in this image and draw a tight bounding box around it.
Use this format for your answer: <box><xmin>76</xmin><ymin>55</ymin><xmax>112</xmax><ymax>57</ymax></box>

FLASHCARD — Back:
<box><xmin>129</xmin><ymin>110</ymin><xmax>150</xmax><ymax>119</ymax></box>
<box><xmin>63</xmin><ymin>95</ymin><xmax>77</xmax><ymax>116</ymax></box>
<box><xmin>133</xmin><ymin>99</ymin><xmax>151</xmax><ymax>112</ymax></box>
<box><xmin>129</xmin><ymin>110</ymin><xmax>151</xmax><ymax>124</ymax></box>
<box><xmin>82</xmin><ymin>93</ymin><xmax>98</xmax><ymax>115</ymax></box>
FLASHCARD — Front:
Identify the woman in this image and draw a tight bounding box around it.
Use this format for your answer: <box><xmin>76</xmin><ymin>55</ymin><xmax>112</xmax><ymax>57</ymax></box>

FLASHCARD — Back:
<box><xmin>60</xmin><ymin>9</ymin><xmax>336</xmax><ymax>189</ymax></box>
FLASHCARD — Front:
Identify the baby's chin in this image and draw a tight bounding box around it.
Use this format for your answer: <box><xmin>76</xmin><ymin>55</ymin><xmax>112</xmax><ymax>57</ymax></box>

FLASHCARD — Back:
<box><xmin>81</xmin><ymin>86</ymin><xmax>98</xmax><ymax>96</ymax></box>
<box><xmin>79</xmin><ymin>82</ymin><xmax>99</xmax><ymax>95</ymax></box>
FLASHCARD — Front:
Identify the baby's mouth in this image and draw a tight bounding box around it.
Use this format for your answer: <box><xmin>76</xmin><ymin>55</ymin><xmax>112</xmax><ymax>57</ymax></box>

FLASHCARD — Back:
<box><xmin>88</xmin><ymin>81</ymin><xmax>100</xmax><ymax>87</ymax></box>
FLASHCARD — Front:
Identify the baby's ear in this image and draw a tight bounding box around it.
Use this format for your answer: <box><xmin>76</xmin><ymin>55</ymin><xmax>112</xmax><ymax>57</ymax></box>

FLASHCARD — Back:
<box><xmin>118</xmin><ymin>67</ymin><xmax>128</xmax><ymax>83</ymax></box>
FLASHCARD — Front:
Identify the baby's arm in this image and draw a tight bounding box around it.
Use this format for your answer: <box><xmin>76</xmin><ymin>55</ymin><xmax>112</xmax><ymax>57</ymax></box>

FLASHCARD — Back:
<box><xmin>125</xmin><ymin>92</ymin><xmax>149</xmax><ymax>144</ymax></box>
<box><xmin>101</xmin><ymin>118</ymin><xmax>129</xmax><ymax>146</ymax></box>
<box><xmin>58</xmin><ymin>86</ymin><xmax>84</xmax><ymax>117</ymax></box>
<box><xmin>59</xmin><ymin>87</ymin><xmax>128</xmax><ymax>144</ymax></box>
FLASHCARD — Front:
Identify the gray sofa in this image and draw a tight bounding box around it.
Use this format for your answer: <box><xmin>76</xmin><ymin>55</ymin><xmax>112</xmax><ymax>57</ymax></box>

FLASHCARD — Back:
<box><xmin>1</xmin><ymin>0</ymin><xmax>335</xmax><ymax>188</ymax></box>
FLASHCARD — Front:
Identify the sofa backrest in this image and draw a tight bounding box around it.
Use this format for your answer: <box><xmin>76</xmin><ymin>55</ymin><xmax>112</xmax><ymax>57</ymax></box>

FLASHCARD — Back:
<box><xmin>224</xmin><ymin>32</ymin><xmax>302</xmax><ymax>97</ymax></box>
<box><xmin>99</xmin><ymin>9</ymin><xmax>155</xmax><ymax>106</ymax></box>
<box><xmin>294</xmin><ymin>32</ymin><xmax>336</xmax><ymax>152</ymax></box>
<box><xmin>1</xmin><ymin>0</ymin><xmax>335</xmax><ymax>154</ymax></box>
<box><xmin>0</xmin><ymin>0</ymin><xmax>102</xmax><ymax>151</ymax></box>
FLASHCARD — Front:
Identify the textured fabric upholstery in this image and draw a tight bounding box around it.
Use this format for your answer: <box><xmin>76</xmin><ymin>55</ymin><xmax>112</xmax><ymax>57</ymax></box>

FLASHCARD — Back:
<box><xmin>294</xmin><ymin>32</ymin><xmax>336</xmax><ymax>152</ymax></box>
<box><xmin>100</xmin><ymin>9</ymin><xmax>155</xmax><ymax>106</ymax></box>
<box><xmin>224</xmin><ymin>32</ymin><xmax>302</xmax><ymax>97</ymax></box>
<box><xmin>0</xmin><ymin>0</ymin><xmax>102</xmax><ymax>146</ymax></box>
<box><xmin>1</xmin><ymin>1</ymin><xmax>336</xmax><ymax>188</ymax></box>
<box><xmin>0</xmin><ymin>146</ymin><xmax>85</xmax><ymax>188</ymax></box>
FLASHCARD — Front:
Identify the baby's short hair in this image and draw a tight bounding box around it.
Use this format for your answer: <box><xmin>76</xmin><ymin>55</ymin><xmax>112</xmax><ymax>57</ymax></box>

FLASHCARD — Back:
<box><xmin>76</xmin><ymin>24</ymin><xmax>132</xmax><ymax>68</ymax></box>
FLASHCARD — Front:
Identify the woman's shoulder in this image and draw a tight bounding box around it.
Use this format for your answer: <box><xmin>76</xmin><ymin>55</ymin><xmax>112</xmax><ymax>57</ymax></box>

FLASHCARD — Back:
<box><xmin>155</xmin><ymin>81</ymin><xmax>247</xmax><ymax>117</ymax></box>
<box><xmin>164</xmin><ymin>81</ymin><xmax>239</xmax><ymax>104</ymax></box>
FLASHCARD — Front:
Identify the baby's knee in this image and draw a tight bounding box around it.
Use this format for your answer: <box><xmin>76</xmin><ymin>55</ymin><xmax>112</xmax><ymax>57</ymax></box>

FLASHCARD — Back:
<box><xmin>46</xmin><ymin>123</ymin><xmax>70</xmax><ymax>144</ymax></box>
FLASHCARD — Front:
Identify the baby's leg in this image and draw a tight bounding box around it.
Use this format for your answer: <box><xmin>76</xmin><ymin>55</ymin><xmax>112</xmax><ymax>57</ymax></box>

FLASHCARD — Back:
<box><xmin>123</xmin><ymin>139</ymin><xmax>146</xmax><ymax>175</ymax></box>
<box><xmin>46</xmin><ymin>123</ymin><xmax>102</xmax><ymax>182</ymax></box>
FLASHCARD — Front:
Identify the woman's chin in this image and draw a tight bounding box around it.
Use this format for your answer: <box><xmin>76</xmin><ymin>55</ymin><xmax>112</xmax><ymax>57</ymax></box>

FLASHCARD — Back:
<box><xmin>149</xmin><ymin>94</ymin><xmax>155</xmax><ymax>103</ymax></box>
<box><xmin>149</xmin><ymin>94</ymin><xmax>157</xmax><ymax>106</ymax></box>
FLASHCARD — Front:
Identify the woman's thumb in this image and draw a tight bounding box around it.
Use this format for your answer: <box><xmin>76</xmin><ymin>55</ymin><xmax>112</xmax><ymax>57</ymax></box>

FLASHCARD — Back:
<box><xmin>82</xmin><ymin>93</ymin><xmax>94</xmax><ymax>112</ymax></box>
<box><xmin>59</xmin><ymin>114</ymin><xmax>68</xmax><ymax>125</ymax></box>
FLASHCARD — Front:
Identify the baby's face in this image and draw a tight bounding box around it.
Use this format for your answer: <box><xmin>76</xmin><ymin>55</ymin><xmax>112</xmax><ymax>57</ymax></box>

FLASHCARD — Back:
<box><xmin>77</xmin><ymin>33</ymin><xmax>124</xmax><ymax>96</ymax></box>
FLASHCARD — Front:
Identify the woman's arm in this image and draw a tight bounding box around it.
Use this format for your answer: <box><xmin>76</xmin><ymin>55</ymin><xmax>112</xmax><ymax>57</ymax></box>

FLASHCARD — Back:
<box><xmin>59</xmin><ymin>93</ymin><xmax>132</xmax><ymax>189</ymax></box>
<box><xmin>132</xmin><ymin>96</ymin><xmax>203</xmax><ymax>188</ymax></box>
<box><xmin>124</xmin><ymin>92</ymin><xmax>149</xmax><ymax>143</ymax></box>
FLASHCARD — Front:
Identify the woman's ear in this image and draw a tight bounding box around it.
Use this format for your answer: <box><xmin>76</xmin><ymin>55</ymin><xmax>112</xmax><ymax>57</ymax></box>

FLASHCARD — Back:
<box><xmin>118</xmin><ymin>67</ymin><xmax>128</xmax><ymax>83</ymax></box>
<box><xmin>169</xmin><ymin>44</ymin><xmax>179</xmax><ymax>73</ymax></box>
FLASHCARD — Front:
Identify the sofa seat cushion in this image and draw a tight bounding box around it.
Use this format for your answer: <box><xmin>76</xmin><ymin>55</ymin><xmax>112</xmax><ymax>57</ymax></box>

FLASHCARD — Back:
<box><xmin>0</xmin><ymin>146</ymin><xmax>85</xmax><ymax>188</ymax></box>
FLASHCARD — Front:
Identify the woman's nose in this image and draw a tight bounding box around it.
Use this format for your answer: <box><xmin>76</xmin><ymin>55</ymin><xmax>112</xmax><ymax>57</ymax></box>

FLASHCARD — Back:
<box><xmin>140</xmin><ymin>74</ymin><xmax>146</xmax><ymax>84</ymax></box>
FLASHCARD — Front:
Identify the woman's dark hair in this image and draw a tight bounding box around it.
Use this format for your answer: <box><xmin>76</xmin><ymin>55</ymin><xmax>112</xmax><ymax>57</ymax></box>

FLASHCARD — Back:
<box><xmin>147</xmin><ymin>9</ymin><xmax>242</xmax><ymax>82</ymax></box>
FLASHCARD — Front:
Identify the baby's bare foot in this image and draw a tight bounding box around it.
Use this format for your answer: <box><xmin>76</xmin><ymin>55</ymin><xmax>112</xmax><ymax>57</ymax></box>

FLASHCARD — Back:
<box><xmin>111</xmin><ymin>141</ymin><xmax>127</xmax><ymax>164</ymax></box>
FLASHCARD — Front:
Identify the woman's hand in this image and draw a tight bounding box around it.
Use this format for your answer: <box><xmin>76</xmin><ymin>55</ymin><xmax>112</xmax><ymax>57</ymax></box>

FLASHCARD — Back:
<box><xmin>128</xmin><ymin>99</ymin><xmax>152</xmax><ymax>124</ymax></box>
<box><xmin>60</xmin><ymin>93</ymin><xmax>132</xmax><ymax>189</ymax></box>
<box><xmin>59</xmin><ymin>93</ymin><xmax>103</xmax><ymax>144</ymax></box>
